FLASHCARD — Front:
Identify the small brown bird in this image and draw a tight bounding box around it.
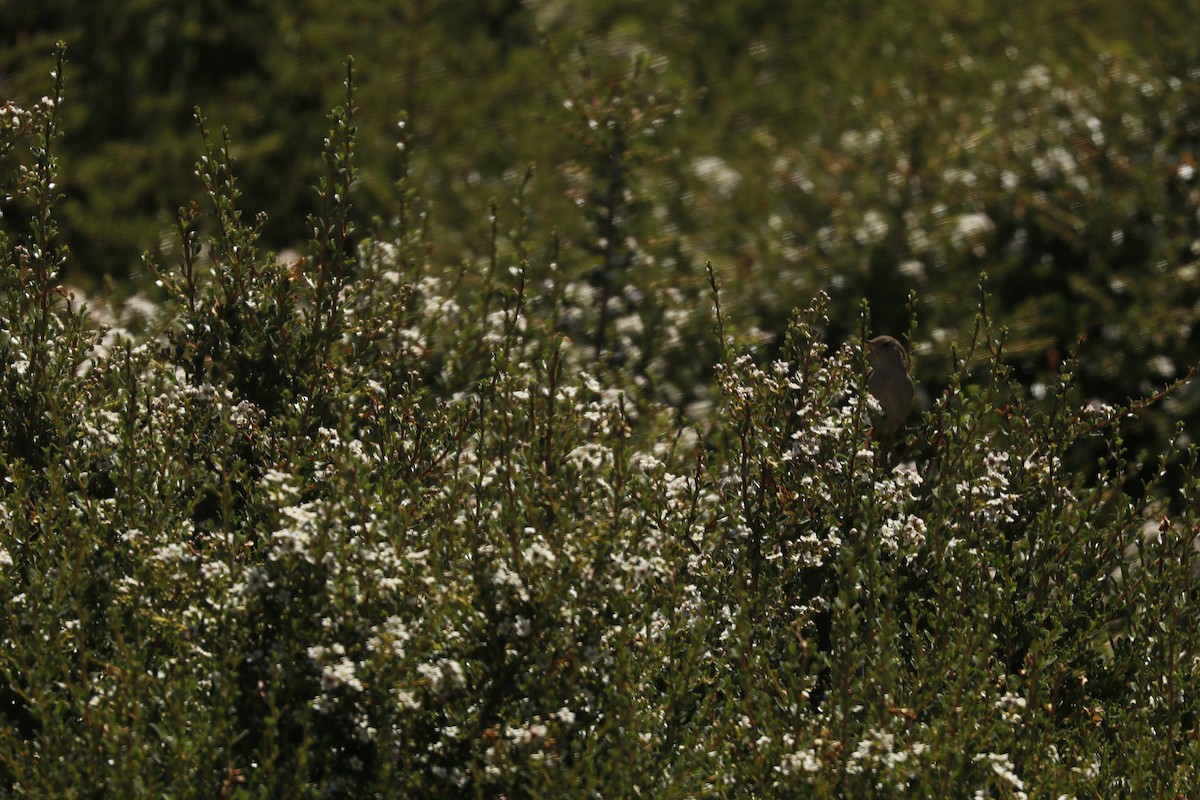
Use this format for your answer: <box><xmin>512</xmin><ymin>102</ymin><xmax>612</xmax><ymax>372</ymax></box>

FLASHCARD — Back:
<box><xmin>866</xmin><ymin>335</ymin><xmax>915</xmax><ymax>457</ymax></box>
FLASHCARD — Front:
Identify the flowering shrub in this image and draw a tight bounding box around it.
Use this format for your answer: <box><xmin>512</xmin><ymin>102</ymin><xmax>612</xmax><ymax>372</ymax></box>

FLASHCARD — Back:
<box><xmin>2</xmin><ymin>47</ymin><xmax>1199</xmax><ymax>799</ymax></box>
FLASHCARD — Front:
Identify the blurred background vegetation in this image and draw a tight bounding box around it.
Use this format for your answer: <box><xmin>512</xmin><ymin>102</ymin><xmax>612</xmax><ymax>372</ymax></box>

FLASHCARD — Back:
<box><xmin>2</xmin><ymin>0</ymin><xmax>1199</xmax><ymax>464</ymax></box>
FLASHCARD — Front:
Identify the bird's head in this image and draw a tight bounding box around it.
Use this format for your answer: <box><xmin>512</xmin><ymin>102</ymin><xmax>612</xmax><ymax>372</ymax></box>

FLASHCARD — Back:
<box><xmin>866</xmin><ymin>335</ymin><xmax>909</xmax><ymax>371</ymax></box>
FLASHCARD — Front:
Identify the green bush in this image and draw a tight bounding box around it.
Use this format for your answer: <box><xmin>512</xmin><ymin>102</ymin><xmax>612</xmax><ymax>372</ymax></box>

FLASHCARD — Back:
<box><xmin>3</xmin><ymin>46</ymin><xmax>1200</xmax><ymax>798</ymax></box>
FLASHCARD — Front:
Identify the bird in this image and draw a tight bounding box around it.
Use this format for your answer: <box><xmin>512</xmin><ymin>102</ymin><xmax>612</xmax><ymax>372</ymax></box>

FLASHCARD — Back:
<box><xmin>866</xmin><ymin>335</ymin><xmax>915</xmax><ymax>458</ymax></box>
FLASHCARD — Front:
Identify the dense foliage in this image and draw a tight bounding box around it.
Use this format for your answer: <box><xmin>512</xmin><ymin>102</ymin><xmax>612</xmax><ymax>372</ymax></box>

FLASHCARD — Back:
<box><xmin>2</xmin><ymin>3</ymin><xmax>1200</xmax><ymax>797</ymax></box>
<box><xmin>4</xmin><ymin>1</ymin><xmax>1199</xmax><ymax>451</ymax></box>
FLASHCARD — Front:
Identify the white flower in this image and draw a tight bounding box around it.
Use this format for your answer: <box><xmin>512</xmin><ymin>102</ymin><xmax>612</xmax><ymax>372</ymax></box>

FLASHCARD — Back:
<box><xmin>691</xmin><ymin>156</ymin><xmax>743</xmax><ymax>197</ymax></box>
<box><xmin>319</xmin><ymin>657</ymin><xmax>364</xmax><ymax>693</ymax></box>
<box><xmin>776</xmin><ymin>748</ymin><xmax>822</xmax><ymax>776</ymax></box>
<box><xmin>952</xmin><ymin>212</ymin><xmax>994</xmax><ymax>243</ymax></box>
<box><xmin>523</xmin><ymin>541</ymin><xmax>556</xmax><ymax>565</ymax></box>
<box><xmin>418</xmin><ymin>659</ymin><xmax>466</xmax><ymax>694</ymax></box>
<box><xmin>855</xmin><ymin>209</ymin><xmax>890</xmax><ymax>246</ymax></box>
<box><xmin>974</xmin><ymin>752</ymin><xmax>1027</xmax><ymax>797</ymax></box>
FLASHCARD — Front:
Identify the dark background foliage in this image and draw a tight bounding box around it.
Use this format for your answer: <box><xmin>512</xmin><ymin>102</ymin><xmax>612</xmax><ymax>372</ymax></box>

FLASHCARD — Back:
<box><xmin>4</xmin><ymin>3</ymin><xmax>1200</xmax><ymax>796</ymax></box>
<box><xmin>2</xmin><ymin>1</ymin><xmax>1197</xmax><ymax>502</ymax></box>
<box><xmin>10</xmin><ymin>0</ymin><xmax>1197</xmax><ymax>478</ymax></box>
<box><xmin>3</xmin><ymin>2</ymin><xmax>1194</xmax><ymax>277</ymax></box>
